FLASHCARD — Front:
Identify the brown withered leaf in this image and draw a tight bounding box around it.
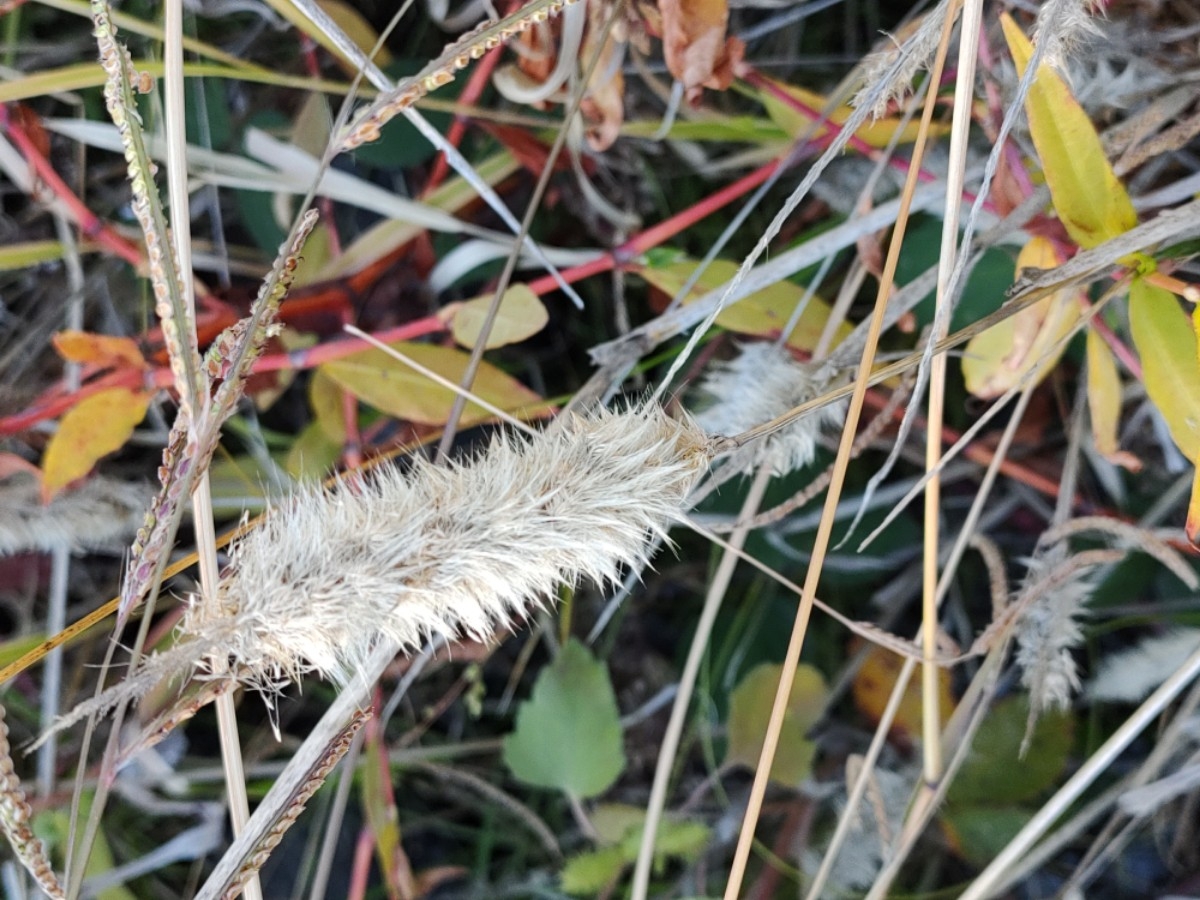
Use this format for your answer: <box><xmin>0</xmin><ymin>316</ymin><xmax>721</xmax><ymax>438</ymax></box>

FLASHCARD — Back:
<box><xmin>659</xmin><ymin>0</ymin><xmax>744</xmax><ymax>101</ymax></box>
<box><xmin>582</xmin><ymin>0</ymin><xmax>626</xmax><ymax>150</ymax></box>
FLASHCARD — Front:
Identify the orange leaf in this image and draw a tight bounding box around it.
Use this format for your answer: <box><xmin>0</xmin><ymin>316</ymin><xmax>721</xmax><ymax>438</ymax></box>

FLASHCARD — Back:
<box><xmin>41</xmin><ymin>387</ymin><xmax>153</xmax><ymax>501</ymax></box>
<box><xmin>659</xmin><ymin>0</ymin><xmax>744</xmax><ymax>99</ymax></box>
<box><xmin>1187</xmin><ymin>464</ymin><xmax>1200</xmax><ymax>546</ymax></box>
<box><xmin>52</xmin><ymin>330</ymin><xmax>146</xmax><ymax>369</ymax></box>
<box><xmin>852</xmin><ymin>641</ymin><xmax>953</xmax><ymax>742</ymax></box>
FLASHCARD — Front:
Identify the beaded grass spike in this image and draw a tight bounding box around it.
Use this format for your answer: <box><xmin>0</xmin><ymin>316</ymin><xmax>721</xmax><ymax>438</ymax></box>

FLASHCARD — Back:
<box><xmin>339</xmin><ymin>0</ymin><xmax>581</xmax><ymax>151</ymax></box>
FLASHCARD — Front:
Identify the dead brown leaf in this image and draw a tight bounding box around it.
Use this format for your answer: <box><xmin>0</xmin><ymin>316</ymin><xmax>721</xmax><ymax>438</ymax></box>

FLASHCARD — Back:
<box><xmin>658</xmin><ymin>0</ymin><xmax>744</xmax><ymax>101</ymax></box>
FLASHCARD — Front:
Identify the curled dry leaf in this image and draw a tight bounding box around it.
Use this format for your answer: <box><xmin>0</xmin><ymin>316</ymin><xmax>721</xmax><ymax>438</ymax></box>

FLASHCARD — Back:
<box><xmin>581</xmin><ymin>0</ymin><xmax>626</xmax><ymax>150</ymax></box>
<box><xmin>658</xmin><ymin>0</ymin><xmax>744</xmax><ymax>101</ymax></box>
<box><xmin>961</xmin><ymin>237</ymin><xmax>1080</xmax><ymax>400</ymax></box>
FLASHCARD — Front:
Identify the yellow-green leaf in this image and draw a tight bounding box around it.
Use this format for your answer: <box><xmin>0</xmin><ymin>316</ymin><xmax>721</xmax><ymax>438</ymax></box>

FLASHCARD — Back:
<box><xmin>725</xmin><ymin>662</ymin><xmax>827</xmax><ymax>786</ymax></box>
<box><xmin>1001</xmin><ymin>14</ymin><xmax>1137</xmax><ymax>249</ymax></box>
<box><xmin>320</xmin><ymin>341</ymin><xmax>545</xmax><ymax>426</ymax></box>
<box><xmin>758</xmin><ymin>76</ymin><xmax>944</xmax><ymax>148</ymax></box>
<box><xmin>42</xmin><ymin>388</ymin><xmax>153</xmax><ymax>501</ymax></box>
<box><xmin>1187</xmin><ymin>464</ymin><xmax>1200</xmax><ymax>546</ymax></box>
<box><xmin>450</xmin><ymin>285</ymin><xmax>549</xmax><ymax>350</ymax></box>
<box><xmin>1086</xmin><ymin>329</ymin><xmax>1141</xmax><ymax>470</ymax></box>
<box><xmin>0</xmin><ymin>240</ymin><xmax>64</xmax><ymax>271</ymax></box>
<box><xmin>962</xmin><ymin>237</ymin><xmax>1079</xmax><ymax>399</ymax></box>
<box><xmin>286</xmin><ymin>421</ymin><xmax>342</xmax><ymax>481</ymax></box>
<box><xmin>309</xmin><ymin>368</ymin><xmax>347</xmax><ymax>443</ymax></box>
<box><xmin>1129</xmin><ymin>280</ymin><xmax>1200</xmax><ymax>461</ymax></box>
<box><xmin>636</xmin><ymin>257</ymin><xmax>849</xmax><ymax>353</ymax></box>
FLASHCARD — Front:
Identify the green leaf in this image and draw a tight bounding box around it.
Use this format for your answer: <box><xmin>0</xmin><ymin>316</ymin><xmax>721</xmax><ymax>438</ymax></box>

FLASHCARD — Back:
<box><xmin>724</xmin><ymin>663</ymin><xmax>827</xmax><ymax>786</ymax></box>
<box><xmin>1002</xmin><ymin>14</ymin><xmax>1137</xmax><ymax>249</ymax></box>
<box><xmin>0</xmin><ymin>240</ymin><xmax>64</xmax><ymax>271</ymax></box>
<box><xmin>1129</xmin><ymin>280</ymin><xmax>1200</xmax><ymax>461</ymax></box>
<box><xmin>942</xmin><ymin>806</ymin><xmax>1034</xmax><ymax>867</ymax></box>
<box><xmin>503</xmin><ymin>639</ymin><xmax>626</xmax><ymax>798</ymax></box>
<box><xmin>946</xmin><ymin>696</ymin><xmax>1073</xmax><ymax>807</ymax></box>
<box><xmin>319</xmin><ymin>341</ymin><xmax>546</xmax><ymax>427</ymax></box>
<box><xmin>561</xmin><ymin>845</ymin><xmax>627</xmax><ymax>894</ymax></box>
<box><xmin>285</xmin><ymin>421</ymin><xmax>342</xmax><ymax>481</ymax></box>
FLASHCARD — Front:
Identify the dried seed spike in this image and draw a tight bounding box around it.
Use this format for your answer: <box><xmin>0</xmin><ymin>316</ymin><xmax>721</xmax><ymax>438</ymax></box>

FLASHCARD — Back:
<box><xmin>0</xmin><ymin>706</ymin><xmax>66</xmax><ymax>899</ymax></box>
<box><xmin>221</xmin><ymin>710</ymin><xmax>368</xmax><ymax>900</ymax></box>
<box><xmin>338</xmin><ymin>0</ymin><xmax>574</xmax><ymax>151</ymax></box>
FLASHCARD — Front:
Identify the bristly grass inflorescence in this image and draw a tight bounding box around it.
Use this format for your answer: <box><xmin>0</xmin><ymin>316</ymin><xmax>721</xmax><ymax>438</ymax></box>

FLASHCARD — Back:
<box><xmin>45</xmin><ymin>404</ymin><xmax>717</xmax><ymax>738</ymax></box>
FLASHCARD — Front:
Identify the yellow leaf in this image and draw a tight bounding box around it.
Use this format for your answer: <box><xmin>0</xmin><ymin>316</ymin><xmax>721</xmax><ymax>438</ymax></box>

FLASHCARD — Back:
<box><xmin>758</xmin><ymin>76</ymin><xmax>944</xmax><ymax>149</ymax></box>
<box><xmin>636</xmin><ymin>257</ymin><xmax>850</xmax><ymax>353</ymax></box>
<box><xmin>1187</xmin><ymin>464</ymin><xmax>1200</xmax><ymax>546</ymax></box>
<box><xmin>1001</xmin><ymin>14</ymin><xmax>1137</xmax><ymax>249</ymax></box>
<box><xmin>42</xmin><ymin>388</ymin><xmax>153</xmax><ymax>501</ymax></box>
<box><xmin>1129</xmin><ymin>280</ymin><xmax>1200</xmax><ymax>462</ymax></box>
<box><xmin>450</xmin><ymin>285</ymin><xmax>549</xmax><ymax>350</ymax></box>
<box><xmin>962</xmin><ymin>237</ymin><xmax>1079</xmax><ymax>399</ymax></box>
<box><xmin>319</xmin><ymin>341</ymin><xmax>546</xmax><ymax>427</ymax></box>
<box><xmin>1086</xmin><ymin>329</ymin><xmax>1141</xmax><ymax>471</ymax></box>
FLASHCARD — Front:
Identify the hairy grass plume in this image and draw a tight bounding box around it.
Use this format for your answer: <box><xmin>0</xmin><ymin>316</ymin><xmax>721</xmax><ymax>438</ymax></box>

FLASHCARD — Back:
<box><xmin>695</xmin><ymin>341</ymin><xmax>843</xmax><ymax>476</ymax></box>
<box><xmin>0</xmin><ymin>474</ymin><xmax>151</xmax><ymax>556</ymax></box>
<box><xmin>46</xmin><ymin>405</ymin><xmax>713</xmax><ymax>738</ymax></box>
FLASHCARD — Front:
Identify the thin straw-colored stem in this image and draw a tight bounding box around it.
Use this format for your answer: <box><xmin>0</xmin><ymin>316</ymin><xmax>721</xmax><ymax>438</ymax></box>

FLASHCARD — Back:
<box><xmin>630</xmin><ymin>467</ymin><xmax>772</xmax><ymax>900</ymax></box>
<box><xmin>806</xmin><ymin>382</ymin><xmax>1035</xmax><ymax>899</ymax></box>
<box><xmin>163</xmin><ymin>4</ymin><xmax>260</xmax><ymax>897</ymax></box>
<box><xmin>921</xmin><ymin>0</ymin><xmax>983</xmax><ymax>783</ymax></box>
<box><xmin>721</xmin><ymin>8</ymin><xmax>961</xmax><ymax>896</ymax></box>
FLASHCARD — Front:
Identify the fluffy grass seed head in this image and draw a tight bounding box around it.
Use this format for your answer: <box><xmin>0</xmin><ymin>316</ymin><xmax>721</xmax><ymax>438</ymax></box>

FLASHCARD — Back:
<box><xmin>696</xmin><ymin>342</ymin><xmax>844</xmax><ymax>476</ymax></box>
<box><xmin>184</xmin><ymin>403</ymin><xmax>712</xmax><ymax>691</ymax></box>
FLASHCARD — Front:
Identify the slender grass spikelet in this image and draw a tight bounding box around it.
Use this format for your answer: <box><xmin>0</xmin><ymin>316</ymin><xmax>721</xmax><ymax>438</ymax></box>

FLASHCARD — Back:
<box><xmin>1013</xmin><ymin>546</ymin><xmax>1090</xmax><ymax>718</ymax></box>
<box><xmin>696</xmin><ymin>342</ymin><xmax>844</xmax><ymax>476</ymax></box>
<box><xmin>45</xmin><ymin>405</ymin><xmax>713</xmax><ymax>739</ymax></box>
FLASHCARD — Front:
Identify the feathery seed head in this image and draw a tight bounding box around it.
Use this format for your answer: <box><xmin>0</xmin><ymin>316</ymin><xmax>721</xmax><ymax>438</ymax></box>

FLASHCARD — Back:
<box><xmin>696</xmin><ymin>342</ymin><xmax>843</xmax><ymax>476</ymax></box>
<box><xmin>184</xmin><ymin>404</ymin><xmax>710</xmax><ymax>689</ymax></box>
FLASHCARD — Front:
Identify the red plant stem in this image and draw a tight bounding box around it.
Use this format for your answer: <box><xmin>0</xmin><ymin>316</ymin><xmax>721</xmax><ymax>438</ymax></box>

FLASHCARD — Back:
<box><xmin>1</xmin><ymin>104</ymin><xmax>142</xmax><ymax>267</ymax></box>
<box><xmin>526</xmin><ymin>157</ymin><xmax>782</xmax><ymax>295</ymax></box>
<box><xmin>1087</xmin><ymin>301</ymin><xmax>1143</xmax><ymax>379</ymax></box>
<box><xmin>0</xmin><ymin>317</ymin><xmax>446</xmax><ymax>436</ymax></box>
